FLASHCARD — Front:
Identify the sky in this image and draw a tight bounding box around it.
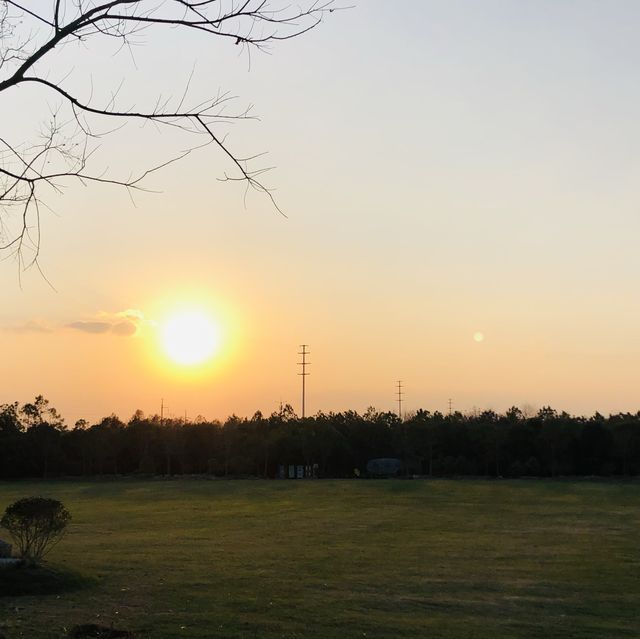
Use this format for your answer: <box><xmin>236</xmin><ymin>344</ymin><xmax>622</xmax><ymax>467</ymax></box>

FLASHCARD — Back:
<box><xmin>2</xmin><ymin>0</ymin><xmax>640</xmax><ymax>424</ymax></box>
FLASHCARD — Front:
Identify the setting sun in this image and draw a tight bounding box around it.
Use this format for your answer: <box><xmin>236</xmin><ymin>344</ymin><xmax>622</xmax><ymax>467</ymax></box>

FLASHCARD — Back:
<box><xmin>160</xmin><ymin>311</ymin><xmax>221</xmax><ymax>366</ymax></box>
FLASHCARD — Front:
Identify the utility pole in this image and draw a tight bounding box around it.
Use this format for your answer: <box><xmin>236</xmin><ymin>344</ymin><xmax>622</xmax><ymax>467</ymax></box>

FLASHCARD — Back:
<box><xmin>298</xmin><ymin>345</ymin><xmax>310</xmax><ymax>418</ymax></box>
<box><xmin>396</xmin><ymin>380</ymin><xmax>404</xmax><ymax>420</ymax></box>
<box><xmin>448</xmin><ymin>398</ymin><xmax>453</xmax><ymax>416</ymax></box>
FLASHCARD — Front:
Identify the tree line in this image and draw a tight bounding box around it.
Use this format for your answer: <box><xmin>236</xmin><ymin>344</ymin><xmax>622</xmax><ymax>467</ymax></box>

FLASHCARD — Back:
<box><xmin>1</xmin><ymin>396</ymin><xmax>639</xmax><ymax>479</ymax></box>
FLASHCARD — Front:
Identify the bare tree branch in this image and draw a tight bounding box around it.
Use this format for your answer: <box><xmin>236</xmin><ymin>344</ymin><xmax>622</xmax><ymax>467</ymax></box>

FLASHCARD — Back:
<box><xmin>0</xmin><ymin>0</ymin><xmax>345</xmax><ymax>268</ymax></box>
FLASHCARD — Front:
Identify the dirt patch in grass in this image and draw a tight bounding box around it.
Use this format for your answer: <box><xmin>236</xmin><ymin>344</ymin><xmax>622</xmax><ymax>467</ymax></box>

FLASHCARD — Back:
<box><xmin>68</xmin><ymin>624</ymin><xmax>135</xmax><ymax>638</ymax></box>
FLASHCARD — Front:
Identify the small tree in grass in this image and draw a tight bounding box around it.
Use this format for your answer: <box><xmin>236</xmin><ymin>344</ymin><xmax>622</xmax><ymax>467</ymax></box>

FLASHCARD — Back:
<box><xmin>1</xmin><ymin>498</ymin><xmax>71</xmax><ymax>565</ymax></box>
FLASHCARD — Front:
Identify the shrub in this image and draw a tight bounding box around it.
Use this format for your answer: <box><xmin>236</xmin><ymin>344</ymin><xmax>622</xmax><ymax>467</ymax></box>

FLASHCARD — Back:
<box><xmin>0</xmin><ymin>497</ymin><xmax>71</xmax><ymax>565</ymax></box>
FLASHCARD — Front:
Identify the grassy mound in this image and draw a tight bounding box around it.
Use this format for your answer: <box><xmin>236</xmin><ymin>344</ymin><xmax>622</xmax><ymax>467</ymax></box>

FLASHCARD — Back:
<box><xmin>0</xmin><ymin>563</ymin><xmax>95</xmax><ymax>597</ymax></box>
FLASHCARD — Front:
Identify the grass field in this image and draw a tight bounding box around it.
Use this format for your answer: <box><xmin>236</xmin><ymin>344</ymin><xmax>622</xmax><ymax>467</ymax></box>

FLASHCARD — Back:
<box><xmin>0</xmin><ymin>479</ymin><xmax>639</xmax><ymax>639</ymax></box>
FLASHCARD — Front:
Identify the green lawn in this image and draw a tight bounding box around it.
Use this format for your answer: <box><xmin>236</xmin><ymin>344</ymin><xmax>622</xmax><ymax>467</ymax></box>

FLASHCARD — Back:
<box><xmin>0</xmin><ymin>479</ymin><xmax>638</xmax><ymax>639</ymax></box>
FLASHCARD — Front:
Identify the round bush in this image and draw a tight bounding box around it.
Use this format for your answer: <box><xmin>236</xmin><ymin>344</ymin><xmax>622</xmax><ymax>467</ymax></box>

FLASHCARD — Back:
<box><xmin>0</xmin><ymin>497</ymin><xmax>71</xmax><ymax>565</ymax></box>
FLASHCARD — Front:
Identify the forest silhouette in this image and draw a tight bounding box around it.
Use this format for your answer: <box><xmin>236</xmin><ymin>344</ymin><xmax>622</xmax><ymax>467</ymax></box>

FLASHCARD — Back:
<box><xmin>1</xmin><ymin>397</ymin><xmax>639</xmax><ymax>479</ymax></box>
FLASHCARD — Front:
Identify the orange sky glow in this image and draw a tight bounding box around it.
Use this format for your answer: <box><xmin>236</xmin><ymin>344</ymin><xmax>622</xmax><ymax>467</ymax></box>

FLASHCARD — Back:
<box><xmin>2</xmin><ymin>1</ymin><xmax>640</xmax><ymax>424</ymax></box>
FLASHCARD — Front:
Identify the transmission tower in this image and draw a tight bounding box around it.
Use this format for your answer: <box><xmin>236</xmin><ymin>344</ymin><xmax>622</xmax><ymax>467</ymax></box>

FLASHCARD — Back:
<box><xmin>298</xmin><ymin>345</ymin><xmax>310</xmax><ymax>418</ymax></box>
<box><xmin>396</xmin><ymin>380</ymin><xmax>404</xmax><ymax>420</ymax></box>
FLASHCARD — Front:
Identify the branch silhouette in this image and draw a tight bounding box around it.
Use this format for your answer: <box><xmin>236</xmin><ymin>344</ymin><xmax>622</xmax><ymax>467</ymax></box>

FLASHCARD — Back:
<box><xmin>0</xmin><ymin>0</ymin><xmax>342</xmax><ymax>268</ymax></box>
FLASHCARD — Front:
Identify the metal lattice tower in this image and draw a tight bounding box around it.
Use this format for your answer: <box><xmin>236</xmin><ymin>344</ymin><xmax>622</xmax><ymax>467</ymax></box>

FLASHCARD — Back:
<box><xmin>298</xmin><ymin>345</ymin><xmax>310</xmax><ymax>418</ymax></box>
<box><xmin>397</xmin><ymin>380</ymin><xmax>404</xmax><ymax>420</ymax></box>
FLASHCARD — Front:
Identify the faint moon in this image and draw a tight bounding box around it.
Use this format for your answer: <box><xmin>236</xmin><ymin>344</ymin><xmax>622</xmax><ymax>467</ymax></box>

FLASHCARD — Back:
<box><xmin>473</xmin><ymin>331</ymin><xmax>485</xmax><ymax>343</ymax></box>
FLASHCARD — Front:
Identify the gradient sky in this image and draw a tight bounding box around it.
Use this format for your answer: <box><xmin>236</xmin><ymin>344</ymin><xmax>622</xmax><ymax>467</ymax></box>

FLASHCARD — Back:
<box><xmin>2</xmin><ymin>1</ymin><xmax>640</xmax><ymax>424</ymax></box>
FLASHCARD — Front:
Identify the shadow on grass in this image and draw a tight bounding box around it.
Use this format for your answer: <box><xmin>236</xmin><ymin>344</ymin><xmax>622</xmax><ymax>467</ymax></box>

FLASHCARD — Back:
<box><xmin>0</xmin><ymin>563</ymin><xmax>96</xmax><ymax>597</ymax></box>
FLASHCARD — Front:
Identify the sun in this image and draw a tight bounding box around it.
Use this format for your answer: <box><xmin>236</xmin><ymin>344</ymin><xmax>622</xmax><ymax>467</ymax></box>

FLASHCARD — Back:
<box><xmin>160</xmin><ymin>311</ymin><xmax>221</xmax><ymax>366</ymax></box>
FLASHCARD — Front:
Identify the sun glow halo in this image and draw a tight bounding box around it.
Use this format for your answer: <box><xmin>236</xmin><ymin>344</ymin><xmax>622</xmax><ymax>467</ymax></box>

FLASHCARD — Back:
<box><xmin>161</xmin><ymin>311</ymin><xmax>221</xmax><ymax>366</ymax></box>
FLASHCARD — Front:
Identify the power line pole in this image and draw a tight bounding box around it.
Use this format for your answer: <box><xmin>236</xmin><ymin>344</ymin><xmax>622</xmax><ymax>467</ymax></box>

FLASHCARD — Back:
<box><xmin>298</xmin><ymin>345</ymin><xmax>310</xmax><ymax>418</ymax></box>
<box><xmin>396</xmin><ymin>380</ymin><xmax>403</xmax><ymax>420</ymax></box>
<box><xmin>448</xmin><ymin>398</ymin><xmax>453</xmax><ymax>416</ymax></box>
